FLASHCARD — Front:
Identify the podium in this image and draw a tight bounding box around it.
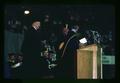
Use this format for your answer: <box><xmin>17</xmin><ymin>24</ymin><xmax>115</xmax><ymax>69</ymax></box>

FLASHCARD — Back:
<box><xmin>77</xmin><ymin>44</ymin><xmax>102</xmax><ymax>79</ymax></box>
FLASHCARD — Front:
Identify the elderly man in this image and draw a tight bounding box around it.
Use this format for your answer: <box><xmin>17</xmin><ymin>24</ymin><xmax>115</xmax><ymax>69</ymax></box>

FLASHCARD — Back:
<box><xmin>21</xmin><ymin>20</ymin><xmax>49</xmax><ymax>79</ymax></box>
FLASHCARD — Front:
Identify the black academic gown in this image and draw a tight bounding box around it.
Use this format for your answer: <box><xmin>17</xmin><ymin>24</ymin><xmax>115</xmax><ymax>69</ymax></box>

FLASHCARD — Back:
<box><xmin>20</xmin><ymin>27</ymin><xmax>49</xmax><ymax>79</ymax></box>
<box><xmin>55</xmin><ymin>31</ymin><xmax>79</xmax><ymax>79</ymax></box>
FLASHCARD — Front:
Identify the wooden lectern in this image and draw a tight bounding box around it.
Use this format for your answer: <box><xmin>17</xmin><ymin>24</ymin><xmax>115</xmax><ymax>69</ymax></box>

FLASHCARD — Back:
<box><xmin>77</xmin><ymin>44</ymin><xmax>102</xmax><ymax>79</ymax></box>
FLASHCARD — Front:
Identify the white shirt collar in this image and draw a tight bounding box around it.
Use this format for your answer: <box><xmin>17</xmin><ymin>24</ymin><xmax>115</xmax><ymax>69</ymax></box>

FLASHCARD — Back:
<box><xmin>33</xmin><ymin>26</ymin><xmax>38</xmax><ymax>30</ymax></box>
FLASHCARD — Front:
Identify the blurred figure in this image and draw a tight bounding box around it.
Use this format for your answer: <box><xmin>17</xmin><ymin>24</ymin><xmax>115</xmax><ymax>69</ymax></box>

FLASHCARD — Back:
<box><xmin>8</xmin><ymin>53</ymin><xmax>23</xmax><ymax>78</ymax></box>
<box><xmin>55</xmin><ymin>24</ymin><xmax>80</xmax><ymax>79</ymax></box>
<box><xmin>21</xmin><ymin>20</ymin><xmax>49</xmax><ymax>79</ymax></box>
<box><xmin>55</xmin><ymin>24</ymin><xmax>70</xmax><ymax>60</ymax></box>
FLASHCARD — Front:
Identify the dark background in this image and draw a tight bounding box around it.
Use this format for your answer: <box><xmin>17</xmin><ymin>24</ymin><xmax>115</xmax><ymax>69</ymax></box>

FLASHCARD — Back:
<box><xmin>4</xmin><ymin>5</ymin><xmax>115</xmax><ymax>79</ymax></box>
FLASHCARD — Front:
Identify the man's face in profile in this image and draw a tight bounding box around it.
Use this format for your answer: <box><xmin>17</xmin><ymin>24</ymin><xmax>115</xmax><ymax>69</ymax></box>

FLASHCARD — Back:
<box><xmin>33</xmin><ymin>21</ymin><xmax>41</xmax><ymax>30</ymax></box>
<box><xmin>63</xmin><ymin>27</ymin><xmax>69</xmax><ymax>35</ymax></box>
